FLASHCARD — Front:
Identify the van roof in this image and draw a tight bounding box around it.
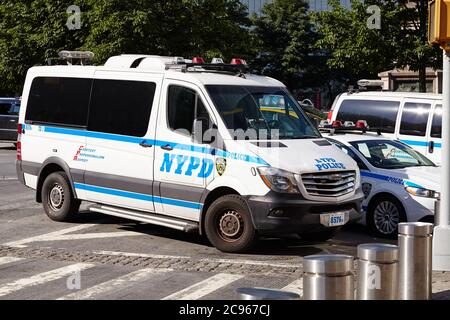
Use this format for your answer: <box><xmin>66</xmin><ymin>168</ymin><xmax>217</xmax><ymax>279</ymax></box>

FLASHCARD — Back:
<box><xmin>28</xmin><ymin>55</ymin><xmax>285</xmax><ymax>88</ymax></box>
<box><xmin>339</xmin><ymin>91</ymin><xmax>442</xmax><ymax>100</ymax></box>
<box><xmin>322</xmin><ymin>132</ymin><xmax>393</xmax><ymax>143</ymax></box>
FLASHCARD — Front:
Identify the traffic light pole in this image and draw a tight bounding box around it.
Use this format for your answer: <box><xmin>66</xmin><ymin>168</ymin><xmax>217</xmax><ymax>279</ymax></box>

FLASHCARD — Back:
<box><xmin>433</xmin><ymin>49</ymin><xmax>450</xmax><ymax>271</ymax></box>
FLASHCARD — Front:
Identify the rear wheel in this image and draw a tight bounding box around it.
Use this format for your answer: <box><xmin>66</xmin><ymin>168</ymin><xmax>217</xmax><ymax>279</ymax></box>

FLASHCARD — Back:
<box><xmin>205</xmin><ymin>195</ymin><xmax>257</xmax><ymax>253</ymax></box>
<box><xmin>367</xmin><ymin>195</ymin><xmax>406</xmax><ymax>238</ymax></box>
<box><xmin>42</xmin><ymin>171</ymin><xmax>80</xmax><ymax>222</ymax></box>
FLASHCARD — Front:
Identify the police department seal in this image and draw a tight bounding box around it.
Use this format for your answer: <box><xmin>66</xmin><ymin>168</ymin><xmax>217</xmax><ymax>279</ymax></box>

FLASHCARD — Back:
<box><xmin>216</xmin><ymin>157</ymin><xmax>227</xmax><ymax>176</ymax></box>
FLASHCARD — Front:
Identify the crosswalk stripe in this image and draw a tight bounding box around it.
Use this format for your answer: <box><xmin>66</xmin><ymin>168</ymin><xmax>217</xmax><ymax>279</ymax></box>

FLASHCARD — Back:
<box><xmin>0</xmin><ymin>257</ymin><xmax>24</xmax><ymax>266</ymax></box>
<box><xmin>282</xmin><ymin>279</ymin><xmax>303</xmax><ymax>296</ymax></box>
<box><xmin>57</xmin><ymin>267</ymin><xmax>172</xmax><ymax>300</ymax></box>
<box><xmin>0</xmin><ymin>263</ymin><xmax>94</xmax><ymax>297</ymax></box>
<box><xmin>162</xmin><ymin>273</ymin><xmax>243</xmax><ymax>300</ymax></box>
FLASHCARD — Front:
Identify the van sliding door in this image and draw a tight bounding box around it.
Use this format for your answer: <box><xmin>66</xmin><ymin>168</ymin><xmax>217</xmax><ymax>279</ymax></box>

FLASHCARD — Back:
<box><xmin>83</xmin><ymin>71</ymin><xmax>162</xmax><ymax>212</ymax></box>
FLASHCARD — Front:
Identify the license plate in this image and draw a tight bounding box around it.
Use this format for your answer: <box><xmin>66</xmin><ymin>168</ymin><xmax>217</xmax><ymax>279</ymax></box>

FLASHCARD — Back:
<box><xmin>329</xmin><ymin>213</ymin><xmax>346</xmax><ymax>227</ymax></box>
<box><xmin>320</xmin><ymin>212</ymin><xmax>349</xmax><ymax>227</ymax></box>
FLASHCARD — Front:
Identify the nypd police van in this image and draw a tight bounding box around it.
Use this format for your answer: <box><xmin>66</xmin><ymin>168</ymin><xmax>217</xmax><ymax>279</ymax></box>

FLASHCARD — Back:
<box><xmin>16</xmin><ymin>52</ymin><xmax>363</xmax><ymax>253</ymax></box>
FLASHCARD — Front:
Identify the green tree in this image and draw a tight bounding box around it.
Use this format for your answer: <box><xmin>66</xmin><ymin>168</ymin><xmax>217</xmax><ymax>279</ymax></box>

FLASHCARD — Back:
<box><xmin>81</xmin><ymin>0</ymin><xmax>253</xmax><ymax>64</ymax></box>
<box><xmin>314</xmin><ymin>0</ymin><xmax>441</xmax><ymax>92</ymax></box>
<box><xmin>0</xmin><ymin>0</ymin><xmax>252</xmax><ymax>96</ymax></box>
<box><xmin>0</xmin><ymin>0</ymin><xmax>88</xmax><ymax>96</ymax></box>
<box><xmin>251</xmin><ymin>0</ymin><xmax>318</xmax><ymax>90</ymax></box>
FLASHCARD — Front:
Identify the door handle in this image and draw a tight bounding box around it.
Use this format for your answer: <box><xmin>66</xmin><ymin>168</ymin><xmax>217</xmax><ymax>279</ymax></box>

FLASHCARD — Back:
<box><xmin>161</xmin><ymin>144</ymin><xmax>174</xmax><ymax>151</ymax></box>
<box><xmin>9</xmin><ymin>119</ymin><xmax>16</xmax><ymax>122</ymax></box>
<box><xmin>429</xmin><ymin>141</ymin><xmax>435</xmax><ymax>154</ymax></box>
<box><xmin>139</xmin><ymin>141</ymin><xmax>153</xmax><ymax>148</ymax></box>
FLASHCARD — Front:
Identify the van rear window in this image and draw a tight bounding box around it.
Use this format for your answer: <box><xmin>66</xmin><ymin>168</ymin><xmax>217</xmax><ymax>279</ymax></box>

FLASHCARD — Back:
<box><xmin>26</xmin><ymin>77</ymin><xmax>92</xmax><ymax>127</ymax></box>
<box><xmin>336</xmin><ymin>99</ymin><xmax>400</xmax><ymax>133</ymax></box>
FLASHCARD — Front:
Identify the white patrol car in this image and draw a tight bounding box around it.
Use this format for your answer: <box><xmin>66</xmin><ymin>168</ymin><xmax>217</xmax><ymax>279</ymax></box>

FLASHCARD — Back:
<box><xmin>16</xmin><ymin>51</ymin><xmax>363</xmax><ymax>253</ymax></box>
<box><xmin>322</xmin><ymin>126</ymin><xmax>439</xmax><ymax>238</ymax></box>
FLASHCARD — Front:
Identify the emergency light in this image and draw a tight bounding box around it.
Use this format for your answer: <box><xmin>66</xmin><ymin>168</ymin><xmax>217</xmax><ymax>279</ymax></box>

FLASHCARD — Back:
<box><xmin>231</xmin><ymin>58</ymin><xmax>247</xmax><ymax>65</ymax></box>
<box><xmin>319</xmin><ymin>119</ymin><xmax>369</xmax><ymax>134</ymax></box>
<box><xmin>192</xmin><ymin>57</ymin><xmax>206</xmax><ymax>64</ymax></box>
<box><xmin>211</xmin><ymin>58</ymin><xmax>225</xmax><ymax>64</ymax></box>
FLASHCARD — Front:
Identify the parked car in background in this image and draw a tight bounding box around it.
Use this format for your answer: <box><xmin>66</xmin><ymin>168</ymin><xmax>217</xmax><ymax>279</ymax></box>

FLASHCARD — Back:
<box><xmin>322</xmin><ymin>129</ymin><xmax>439</xmax><ymax>238</ymax></box>
<box><xmin>328</xmin><ymin>92</ymin><xmax>442</xmax><ymax>164</ymax></box>
<box><xmin>0</xmin><ymin>98</ymin><xmax>20</xmax><ymax>147</ymax></box>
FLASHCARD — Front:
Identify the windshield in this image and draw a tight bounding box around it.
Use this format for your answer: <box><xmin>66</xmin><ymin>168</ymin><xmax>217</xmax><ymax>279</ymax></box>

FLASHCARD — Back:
<box><xmin>349</xmin><ymin>140</ymin><xmax>435</xmax><ymax>169</ymax></box>
<box><xmin>205</xmin><ymin>85</ymin><xmax>321</xmax><ymax>140</ymax></box>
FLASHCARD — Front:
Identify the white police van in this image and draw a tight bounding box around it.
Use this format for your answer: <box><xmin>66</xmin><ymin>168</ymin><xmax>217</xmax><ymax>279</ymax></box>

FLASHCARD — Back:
<box><xmin>328</xmin><ymin>92</ymin><xmax>443</xmax><ymax>164</ymax></box>
<box><xmin>16</xmin><ymin>52</ymin><xmax>363</xmax><ymax>253</ymax></box>
<box><xmin>321</xmin><ymin>123</ymin><xmax>439</xmax><ymax>238</ymax></box>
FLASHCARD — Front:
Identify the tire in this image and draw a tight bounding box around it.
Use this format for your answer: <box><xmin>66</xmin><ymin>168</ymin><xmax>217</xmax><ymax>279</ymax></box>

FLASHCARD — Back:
<box><xmin>299</xmin><ymin>228</ymin><xmax>339</xmax><ymax>242</ymax></box>
<box><xmin>204</xmin><ymin>195</ymin><xmax>257</xmax><ymax>253</ymax></box>
<box><xmin>42</xmin><ymin>171</ymin><xmax>80</xmax><ymax>222</ymax></box>
<box><xmin>367</xmin><ymin>195</ymin><xmax>406</xmax><ymax>238</ymax></box>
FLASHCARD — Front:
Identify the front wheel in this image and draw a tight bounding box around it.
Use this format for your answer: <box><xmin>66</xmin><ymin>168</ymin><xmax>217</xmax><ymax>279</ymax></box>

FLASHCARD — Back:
<box><xmin>367</xmin><ymin>195</ymin><xmax>406</xmax><ymax>238</ymax></box>
<box><xmin>204</xmin><ymin>195</ymin><xmax>257</xmax><ymax>253</ymax></box>
<box><xmin>42</xmin><ymin>171</ymin><xmax>80</xmax><ymax>222</ymax></box>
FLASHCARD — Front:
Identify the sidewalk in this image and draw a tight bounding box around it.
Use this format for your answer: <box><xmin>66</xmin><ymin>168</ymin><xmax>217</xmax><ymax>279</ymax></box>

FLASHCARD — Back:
<box><xmin>433</xmin><ymin>271</ymin><xmax>450</xmax><ymax>300</ymax></box>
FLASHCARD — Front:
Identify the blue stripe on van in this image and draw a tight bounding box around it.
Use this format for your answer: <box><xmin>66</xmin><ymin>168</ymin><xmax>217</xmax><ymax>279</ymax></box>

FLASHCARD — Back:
<box><xmin>39</xmin><ymin>125</ymin><xmax>268</xmax><ymax>165</ymax></box>
<box><xmin>74</xmin><ymin>183</ymin><xmax>202</xmax><ymax>210</ymax></box>
<box><xmin>361</xmin><ymin>171</ymin><xmax>424</xmax><ymax>189</ymax></box>
<box><xmin>400</xmin><ymin>139</ymin><xmax>442</xmax><ymax>148</ymax></box>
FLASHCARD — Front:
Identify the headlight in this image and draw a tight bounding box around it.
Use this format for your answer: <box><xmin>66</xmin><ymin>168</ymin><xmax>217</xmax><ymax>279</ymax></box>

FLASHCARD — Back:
<box><xmin>257</xmin><ymin>167</ymin><xmax>300</xmax><ymax>193</ymax></box>
<box><xmin>405</xmin><ymin>186</ymin><xmax>440</xmax><ymax>199</ymax></box>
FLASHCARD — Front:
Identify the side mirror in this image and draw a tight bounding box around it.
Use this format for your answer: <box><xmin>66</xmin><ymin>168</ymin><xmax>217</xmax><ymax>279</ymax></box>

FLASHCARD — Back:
<box><xmin>192</xmin><ymin>117</ymin><xmax>215</xmax><ymax>144</ymax></box>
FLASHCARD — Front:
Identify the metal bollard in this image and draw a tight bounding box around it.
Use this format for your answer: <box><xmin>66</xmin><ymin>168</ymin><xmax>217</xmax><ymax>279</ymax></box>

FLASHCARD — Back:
<box><xmin>398</xmin><ymin>222</ymin><xmax>433</xmax><ymax>300</ymax></box>
<box><xmin>303</xmin><ymin>254</ymin><xmax>354</xmax><ymax>300</ymax></box>
<box><xmin>357</xmin><ymin>243</ymin><xmax>399</xmax><ymax>300</ymax></box>
<box><xmin>236</xmin><ymin>287</ymin><xmax>300</xmax><ymax>300</ymax></box>
<box><xmin>435</xmin><ymin>199</ymin><xmax>440</xmax><ymax>226</ymax></box>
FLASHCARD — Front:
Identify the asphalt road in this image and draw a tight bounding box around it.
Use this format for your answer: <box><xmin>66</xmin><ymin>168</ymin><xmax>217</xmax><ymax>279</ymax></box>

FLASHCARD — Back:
<box><xmin>1</xmin><ymin>143</ymin><xmax>449</xmax><ymax>300</ymax></box>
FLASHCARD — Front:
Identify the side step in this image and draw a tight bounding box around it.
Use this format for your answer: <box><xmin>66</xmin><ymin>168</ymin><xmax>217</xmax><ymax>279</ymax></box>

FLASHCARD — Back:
<box><xmin>89</xmin><ymin>204</ymin><xmax>199</xmax><ymax>233</ymax></box>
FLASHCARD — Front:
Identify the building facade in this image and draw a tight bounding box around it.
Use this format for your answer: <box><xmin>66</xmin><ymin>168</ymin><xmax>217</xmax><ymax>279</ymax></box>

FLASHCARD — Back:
<box><xmin>241</xmin><ymin>0</ymin><xmax>354</xmax><ymax>16</ymax></box>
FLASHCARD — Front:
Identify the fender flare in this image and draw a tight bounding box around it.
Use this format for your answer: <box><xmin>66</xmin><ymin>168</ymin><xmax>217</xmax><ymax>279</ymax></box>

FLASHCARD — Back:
<box><xmin>36</xmin><ymin>157</ymin><xmax>78</xmax><ymax>202</ymax></box>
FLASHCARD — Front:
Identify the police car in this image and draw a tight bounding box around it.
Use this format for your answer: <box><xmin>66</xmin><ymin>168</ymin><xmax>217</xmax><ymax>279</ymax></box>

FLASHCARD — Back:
<box><xmin>16</xmin><ymin>51</ymin><xmax>363</xmax><ymax>253</ymax></box>
<box><xmin>321</xmin><ymin>121</ymin><xmax>439</xmax><ymax>238</ymax></box>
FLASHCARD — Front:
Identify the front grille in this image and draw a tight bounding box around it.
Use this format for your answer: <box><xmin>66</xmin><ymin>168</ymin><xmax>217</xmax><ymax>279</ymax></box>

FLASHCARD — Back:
<box><xmin>301</xmin><ymin>171</ymin><xmax>356</xmax><ymax>197</ymax></box>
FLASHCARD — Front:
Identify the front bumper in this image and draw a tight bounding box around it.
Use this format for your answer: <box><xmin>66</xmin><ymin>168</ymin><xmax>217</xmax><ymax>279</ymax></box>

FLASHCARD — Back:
<box><xmin>244</xmin><ymin>190</ymin><xmax>364</xmax><ymax>236</ymax></box>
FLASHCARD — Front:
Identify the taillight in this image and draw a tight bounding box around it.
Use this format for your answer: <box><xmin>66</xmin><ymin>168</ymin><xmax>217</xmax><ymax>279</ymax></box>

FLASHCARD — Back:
<box><xmin>17</xmin><ymin>124</ymin><xmax>22</xmax><ymax>160</ymax></box>
<box><xmin>327</xmin><ymin>111</ymin><xmax>333</xmax><ymax>121</ymax></box>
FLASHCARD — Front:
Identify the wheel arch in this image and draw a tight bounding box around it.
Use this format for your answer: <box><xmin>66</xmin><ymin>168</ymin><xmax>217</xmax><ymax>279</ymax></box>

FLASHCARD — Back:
<box><xmin>199</xmin><ymin>186</ymin><xmax>240</xmax><ymax>235</ymax></box>
<box><xmin>367</xmin><ymin>192</ymin><xmax>407</xmax><ymax>220</ymax></box>
<box><xmin>36</xmin><ymin>157</ymin><xmax>77</xmax><ymax>203</ymax></box>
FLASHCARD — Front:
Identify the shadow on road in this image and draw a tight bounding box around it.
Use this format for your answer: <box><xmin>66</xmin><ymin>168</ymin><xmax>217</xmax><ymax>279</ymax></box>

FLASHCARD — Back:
<box><xmin>65</xmin><ymin>210</ymin><xmax>396</xmax><ymax>257</ymax></box>
<box><xmin>0</xmin><ymin>145</ymin><xmax>16</xmax><ymax>151</ymax></box>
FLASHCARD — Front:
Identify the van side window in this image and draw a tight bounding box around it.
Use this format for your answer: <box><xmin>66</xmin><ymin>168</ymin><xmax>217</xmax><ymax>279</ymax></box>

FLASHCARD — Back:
<box><xmin>431</xmin><ymin>105</ymin><xmax>442</xmax><ymax>138</ymax></box>
<box><xmin>0</xmin><ymin>103</ymin><xmax>12</xmax><ymax>115</ymax></box>
<box><xmin>400</xmin><ymin>102</ymin><xmax>431</xmax><ymax>137</ymax></box>
<box><xmin>336</xmin><ymin>100</ymin><xmax>399</xmax><ymax>133</ymax></box>
<box><xmin>168</xmin><ymin>85</ymin><xmax>209</xmax><ymax>135</ymax></box>
<box><xmin>25</xmin><ymin>77</ymin><xmax>92</xmax><ymax>127</ymax></box>
<box><xmin>88</xmin><ymin>79</ymin><xmax>156</xmax><ymax>137</ymax></box>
